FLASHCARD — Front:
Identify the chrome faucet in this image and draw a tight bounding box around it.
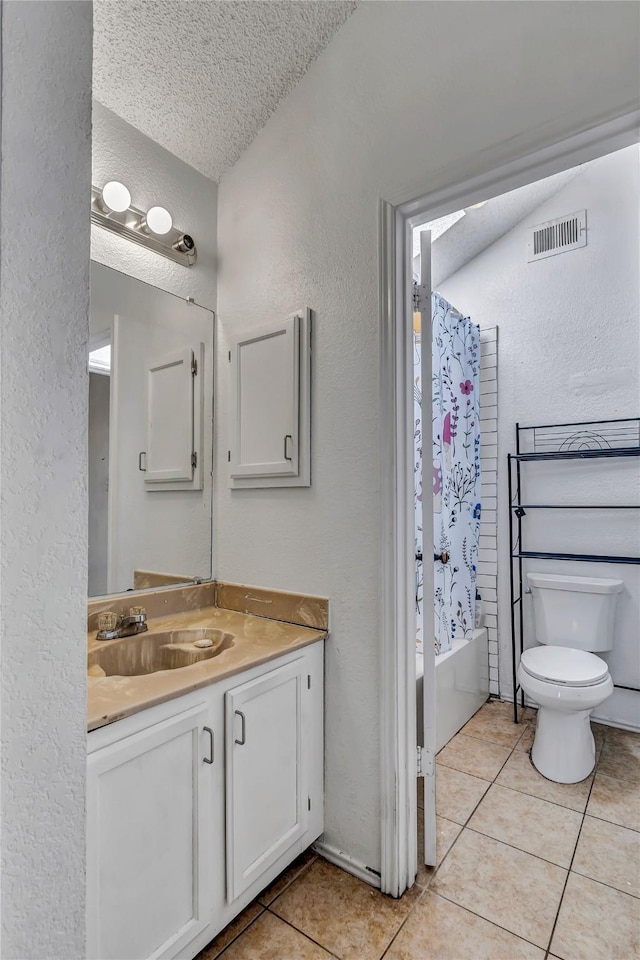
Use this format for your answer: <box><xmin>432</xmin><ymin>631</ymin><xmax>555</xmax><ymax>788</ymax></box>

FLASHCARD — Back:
<box><xmin>96</xmin><ymin>606</ymin><xmax>148</xmax><ymax>641</ymax></box>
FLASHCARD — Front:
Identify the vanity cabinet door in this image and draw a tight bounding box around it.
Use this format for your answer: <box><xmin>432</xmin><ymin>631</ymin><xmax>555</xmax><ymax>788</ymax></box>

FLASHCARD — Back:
<box><xmin>87</xmin><ymin>701</ymin><xmax>217</xmax><ymax>960</ymax></box>
<box><xmin>225</xmin><ymin>656</ymin><xmax>310</xmax><ymax>901</ymax></box>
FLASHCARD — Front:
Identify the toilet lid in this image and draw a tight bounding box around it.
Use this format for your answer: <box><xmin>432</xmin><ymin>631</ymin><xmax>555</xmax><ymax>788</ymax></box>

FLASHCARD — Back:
<box><xmin>521</xmin><ymin>646</ymin><xmax>609</xmax><ymax>687</ymax></box>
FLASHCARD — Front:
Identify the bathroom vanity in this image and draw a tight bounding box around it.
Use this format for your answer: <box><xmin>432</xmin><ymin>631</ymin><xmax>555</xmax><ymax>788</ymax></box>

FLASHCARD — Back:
<box><xmin>86</xmin><ymin>585</ymin><xmax>326</xmax><ymax>960</ymax></box>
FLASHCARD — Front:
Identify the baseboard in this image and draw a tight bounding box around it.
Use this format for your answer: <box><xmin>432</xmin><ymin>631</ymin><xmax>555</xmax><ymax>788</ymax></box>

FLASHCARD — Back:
<box><xmin>312</xmin><ymin>841</ymin><xmax>381</xmax><ymax>889</ymax></box>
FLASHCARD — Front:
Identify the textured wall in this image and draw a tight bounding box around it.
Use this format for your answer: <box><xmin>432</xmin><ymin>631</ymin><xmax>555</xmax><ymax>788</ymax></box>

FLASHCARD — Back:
<box><xmin>216</xmin><ymin>0</ymin><xmax>640</xmax><ymax>872</ymax></box>
<box><xmin>440</xmin><ymin>146</ymin><xmax>640</xmax><ymax>728</ymax></box>
<box><xmin>0</xmin><ymin>2</ymin><xmax>92</xmax><ymax>956</ymax></box>
<box><xmin>91</xmin><ymin>100</ymin><xmax>217</xmax><ymax>310</ymax></box>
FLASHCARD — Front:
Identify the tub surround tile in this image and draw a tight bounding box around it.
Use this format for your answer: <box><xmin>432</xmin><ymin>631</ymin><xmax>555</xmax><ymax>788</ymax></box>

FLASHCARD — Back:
<box><xmin>195</xmin><ymin>902</ymin><xmax>264</xmax><ymax>959</ymax></box>
<box><xmin>435</xmin><ymin>765</ymin><xmax>491</xmax><ymax>824</ymax></box>
<box><xmin>597</xmin><ymin>737</ymin><xmax>640</xmax><ymax>784</ymax></box>
<box><xmin>437</xmin><ymin>733</ymin><xmax>511</xmax><ymax>781</ymax></box>
<box><xmin>384</xmin><ymin>891</ymin><xmax>545</xmax><ymax>960</ymax></box>
<box><xmin>270</xmin><ymin>858</ymin><xmax>419</xmax><ymax>960</ymax></box>
<box><xmin>496</xmin><ymin>750</ymin><xmax>593</xmax><ymax>812</ymax></box>
<box><xmin>432</xmin><ymin>829</ymin><xmax>567</xmax><ymax>947</ymax></box>
<box><xmin>572</xmin><ymin>816</ymin><xmax>640</xmax><ymax>898</ymax></box>
<box><xmin>550</xmin><ymin>872</ymin><xmax>640</xmax><ymax>960</ymax></box>
<box><xmin>587</xmin><ymin>773</ymin><xmax>640</xmax><ymax>832</ymax></box>
<box><xmin>258</xmin><ymin>848</ymin><xmax>318</xmax><ymax>906</ymax></box>
<box><xmin>216</xmin><ymin>581</ymin><xmax>329</xmax><ymax>631</ymax></box>
<box><xmin>219</xmin><ymin>910</ymin><xmax>335</xmax><ymax>960</ymax></box>
<box><xmin>468</xmin><ymin>784</ymin><xmax>582</xmax><ymax>867</ymax></box>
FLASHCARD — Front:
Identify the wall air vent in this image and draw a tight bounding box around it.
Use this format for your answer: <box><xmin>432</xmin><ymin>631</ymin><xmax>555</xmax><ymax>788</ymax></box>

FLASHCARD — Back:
<box><xmin>527</xmin><ymin>209</ymin><xmax>587</xmax><ymax>262</ymax></box>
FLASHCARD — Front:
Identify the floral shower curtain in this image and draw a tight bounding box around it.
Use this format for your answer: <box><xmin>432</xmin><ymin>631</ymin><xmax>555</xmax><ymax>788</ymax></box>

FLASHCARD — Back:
<box><xmin>415</xmin><ymin>293</ymin><xmax>481</xmax><ymax>654</ymax></box>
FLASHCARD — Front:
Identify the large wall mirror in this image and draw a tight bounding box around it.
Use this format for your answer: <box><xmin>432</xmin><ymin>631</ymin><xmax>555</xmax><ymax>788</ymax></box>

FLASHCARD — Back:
<box><xmin>88</xmin><ymin>263</ymin><xmax>214</xmax><ymax>598</ymax></box>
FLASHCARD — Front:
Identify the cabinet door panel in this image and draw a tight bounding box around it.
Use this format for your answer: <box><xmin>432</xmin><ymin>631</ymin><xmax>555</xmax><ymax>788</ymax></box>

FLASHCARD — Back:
<box><xmin>146</xmin><ymin>347</ymin><xmax>194</xmax><ymax>483</ymax></box>
<box><xmin>225</xmin><ymin>659</ymin><xmax>306</xmax><ymax>901</ymax></box>
<box><xmin>87</xmin><ymin>703</ymin><xmax>213</xmax><ymax>960</ymax></box>
<box><xmin>230</xmin><ymin>316</ymin><xmax>300</xmax><ymax>479</ymax></box>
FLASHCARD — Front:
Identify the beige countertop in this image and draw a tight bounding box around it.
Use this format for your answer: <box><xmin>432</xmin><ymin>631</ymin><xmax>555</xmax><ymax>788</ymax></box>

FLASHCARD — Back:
<box><xmin>87</xmin><ymin>604</ymin><xmax>326</xmax><ymax>732</ymax></box>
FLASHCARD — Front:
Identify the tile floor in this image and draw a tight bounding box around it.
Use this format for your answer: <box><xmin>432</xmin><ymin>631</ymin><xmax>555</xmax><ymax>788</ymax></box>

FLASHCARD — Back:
<box><xmin>196</xmin><ymin>700</ymin><xmax>640</xmax><ymax>960</ymax></box>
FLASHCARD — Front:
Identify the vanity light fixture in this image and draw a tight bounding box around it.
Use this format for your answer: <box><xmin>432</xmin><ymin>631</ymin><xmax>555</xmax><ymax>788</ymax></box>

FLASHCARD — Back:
<box><xmin>100</xmin><ymin>180</ymin><xmax>132</xmax><ymax>214</ymax></box>
<box><xmin>141</xmin><ymin>205</ymin><xmax>173</xmax><ymax>235</ymax></box>
<box><xmin>91</xmin><ymin>183</ymin><xmax>196</xmax><ymax>267</ymax></box>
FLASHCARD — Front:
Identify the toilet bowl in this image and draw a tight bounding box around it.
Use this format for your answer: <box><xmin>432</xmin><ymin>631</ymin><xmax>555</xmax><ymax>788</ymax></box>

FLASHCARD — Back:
<box><xmin>521</xmin><ymin>573</ymin><xmax>622</xmax><ymax>784</ymax></box>
<box><xmin>518</xmin><ymin>646</ymin><xmax>613</xmax><ymax>783</ymax></box>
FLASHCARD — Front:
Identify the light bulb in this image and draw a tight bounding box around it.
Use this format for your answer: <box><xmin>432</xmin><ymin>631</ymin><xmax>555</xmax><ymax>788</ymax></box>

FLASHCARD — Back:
<box><xmin>468</xmin><ymin>200</ymin><xmax>488</xmax><ymax>210</ymax></box>
<box><xmin>145</xmin><ymin>206</ymin><xmax>173</xmax><ymax>235</ymax></box>
<box><xmin>101</xmin><ymin>181</ymin><xmax>131</xmax><ymax>213</ymax></box>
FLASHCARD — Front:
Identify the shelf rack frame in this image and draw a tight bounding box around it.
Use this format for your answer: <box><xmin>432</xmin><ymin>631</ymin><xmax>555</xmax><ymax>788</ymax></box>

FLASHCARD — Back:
<box><xmin>508</xmin><ymin>417</ymin><xmax>640</xmax><ymax>723</ymax></box>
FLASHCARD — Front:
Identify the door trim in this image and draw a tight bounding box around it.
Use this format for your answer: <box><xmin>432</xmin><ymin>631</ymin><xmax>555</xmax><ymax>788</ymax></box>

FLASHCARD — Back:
<box><xmin>378</xmin><ymin>108</ymin><xmax>640</xmax><ymax>897</ymax></box>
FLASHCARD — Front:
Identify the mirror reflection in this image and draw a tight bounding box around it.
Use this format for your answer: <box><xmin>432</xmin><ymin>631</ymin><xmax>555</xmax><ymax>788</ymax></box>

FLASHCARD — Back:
<box><xmin>88</xmin><ymin>263</ymin><xmax>214</xmax><ymax>597</ymax></box>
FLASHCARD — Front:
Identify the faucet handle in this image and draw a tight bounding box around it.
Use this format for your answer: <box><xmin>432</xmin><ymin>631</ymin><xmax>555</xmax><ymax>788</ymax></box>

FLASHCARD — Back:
<box><xmin>128</xmin><ymin>606</ymin><xmax>147</xmax><ymax>621</ymax></box>
<box><xmin>97</xmin><ymin>611</ymin><xmax>118</xmax><ymax>633</ymax></box>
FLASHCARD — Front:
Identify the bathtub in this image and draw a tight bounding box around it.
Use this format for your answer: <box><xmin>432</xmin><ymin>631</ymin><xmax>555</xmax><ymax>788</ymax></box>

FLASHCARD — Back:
<box><xmin>417</xmin><ymin>627</ymin><xmax>489</xmax><ymax>753</ymax></box>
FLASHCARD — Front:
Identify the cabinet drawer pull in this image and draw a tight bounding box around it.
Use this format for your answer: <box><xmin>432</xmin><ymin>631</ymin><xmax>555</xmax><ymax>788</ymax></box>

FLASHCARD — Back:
<box><xmin>284</xmin><ymin>434</ymin><xmax>293</xmax><ymax>461</ymax></box>
<box><xmin>203</xmin><ymin>726</ymin><xmax>214</xmax><ymax>764</ymax></box>
<box><xmin>234</xmin><ymin>710</ymin><xmax>246</xmax><ymax>745</ymax></box>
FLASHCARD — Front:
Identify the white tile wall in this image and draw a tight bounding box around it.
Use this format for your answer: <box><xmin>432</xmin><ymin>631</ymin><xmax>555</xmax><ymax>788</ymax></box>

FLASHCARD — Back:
<box><xmin>479</xmin><ymin>327</ymin><xmax>499</xmax><ymax>695</ymax></box>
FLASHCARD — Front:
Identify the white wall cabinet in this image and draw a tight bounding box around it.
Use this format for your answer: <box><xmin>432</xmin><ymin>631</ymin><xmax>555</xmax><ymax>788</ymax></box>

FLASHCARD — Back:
<box><xmin>144</xmin><ymin>343</ymin><xmax>204</xmax><ymax>490</ymax></box>
<box><xmin>87</xmin><ymin>640</ymin><xmax>324</xmax><ymax>960</ymax></box>
<box><xmin>229</xmin><ymin>309</ymin><xmax>311</xmax><ymax>488</ymax></box>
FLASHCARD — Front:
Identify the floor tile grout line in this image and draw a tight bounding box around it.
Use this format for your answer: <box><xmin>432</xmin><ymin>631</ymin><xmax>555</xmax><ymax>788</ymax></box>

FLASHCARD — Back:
<box><xmin>211</xmin><ymin>857</ymin><xmax>319</xmax><ymax>959</ymax></box>
<box><xmin>257</xmin><ymin>855</ymin><xmax>318</xmax><ymax>908</ymax></box>
<box><xmin>462</xmin><ymin>824</ymin><xmax>577</xmax><ymax>872</ymax></box>
<box><xmin>212</xmin><ymin>906</ymin><xmax>266</xmax><ymax>960</ymax></box>
<box><xmin>264</xmin><ymin>906</ymin><xmax>343</xmax><ymax>959</ymax></box>
<box><xmin>422</xmin><ymin>885</ymin><xmax>552</xmax><ymax>953</ymax></box>
<box><xmin>543</xmin><ymin>760</ymin><xmax>599</xmax><ymax>957</ymax></box>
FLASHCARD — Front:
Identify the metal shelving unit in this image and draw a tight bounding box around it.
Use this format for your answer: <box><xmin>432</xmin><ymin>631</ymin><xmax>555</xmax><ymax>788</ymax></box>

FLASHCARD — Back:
<box><xmin>508</xmin><ymin>417</ymin><xmax>640</xmax><ymax>723</ymax></box>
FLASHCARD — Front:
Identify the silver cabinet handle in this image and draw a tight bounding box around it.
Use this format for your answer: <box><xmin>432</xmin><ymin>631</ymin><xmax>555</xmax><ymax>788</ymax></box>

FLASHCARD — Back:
<box><xmin>138</xmin><ymin>451</ymin><xmax>147</xmax><ymax>472</ymax></box>
<box><xmin>234</xmin><ymin>710</ymin><xmax>246</xmax><ymax>745</ymax></box>
<box><xmin>284</xmin><ymin>435</ymin><xmax>293</xmax><ymax>461</ymax></box>
<box><xmin>203</xmin><ymin>726</ymin><xmax>214</xmax><ymax>764</ymax></box>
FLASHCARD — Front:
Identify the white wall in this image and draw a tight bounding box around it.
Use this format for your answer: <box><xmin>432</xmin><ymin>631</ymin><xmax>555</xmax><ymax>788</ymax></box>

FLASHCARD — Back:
<box><xmin>91</xmin><ymin>100</ymin><xmax>217</xmax><ymax>310</ymax></box>
<box><xmin>0</xmin><ymin>2</ymin><xmax>92</xmax><ymax>956</ymax></box>
<box><xmin>215</xmin><ymin>0</ymin><xmax>640</xmax><ymax>873</ymax></box>
<box><xmin>439</xmin><ymin>146</ymin><xmax>640</xmax><ymax>728</ymax></box>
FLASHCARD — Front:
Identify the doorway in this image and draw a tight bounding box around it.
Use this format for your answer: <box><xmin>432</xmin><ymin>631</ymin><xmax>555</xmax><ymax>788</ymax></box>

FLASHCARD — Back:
<box><xmin>378</xmin><ymin>112</ymin><xmax>640</xmax><ymax>897</ymax></box>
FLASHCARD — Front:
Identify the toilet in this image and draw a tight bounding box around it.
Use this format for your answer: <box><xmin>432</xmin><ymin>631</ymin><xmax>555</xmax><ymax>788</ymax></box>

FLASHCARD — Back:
<box><xmin>518</xmin><ymin>572</ymin><xmax>623</xmax><ymax>784</ymax></box>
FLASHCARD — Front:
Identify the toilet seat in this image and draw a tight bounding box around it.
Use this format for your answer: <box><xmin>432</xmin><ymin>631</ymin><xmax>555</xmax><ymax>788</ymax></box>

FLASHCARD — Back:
<box><xmin>520</xmin><ymin>646</ymin><xmax>609</xmax><ymax>687</ymax></box>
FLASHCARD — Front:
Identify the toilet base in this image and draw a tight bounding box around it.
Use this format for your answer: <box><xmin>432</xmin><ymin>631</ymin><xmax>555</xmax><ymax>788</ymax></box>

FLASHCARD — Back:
<box><xmin>531</xmin><ymin>706</ymin><xmax>595</xmax><ymax>783</ymax></box>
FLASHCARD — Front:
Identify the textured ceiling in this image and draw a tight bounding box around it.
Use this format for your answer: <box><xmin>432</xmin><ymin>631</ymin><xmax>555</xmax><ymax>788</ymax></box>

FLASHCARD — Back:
<box><xmin>93</xmin><ymin>0</ymin><xmax>357</xmax><ymax>182</ymax></box>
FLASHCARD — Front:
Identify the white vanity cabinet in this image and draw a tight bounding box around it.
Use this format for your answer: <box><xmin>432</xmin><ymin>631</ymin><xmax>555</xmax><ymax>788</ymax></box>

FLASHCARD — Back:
<box><xmin>86</xmin><ymin>698</ymin><xmax>219</xmax><ymax>960</ymax></box>
<box><xmin>87</xmin><ymin>640</ymin><xmax>324</xmax><ymax>960</ymax></box>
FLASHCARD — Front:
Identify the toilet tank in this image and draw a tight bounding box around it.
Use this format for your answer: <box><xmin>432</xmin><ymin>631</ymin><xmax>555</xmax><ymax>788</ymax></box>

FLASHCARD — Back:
<box><xmin>527</xmin><ymin>573</ymin><xmax>623</xmax><ymax>652</ymax></box>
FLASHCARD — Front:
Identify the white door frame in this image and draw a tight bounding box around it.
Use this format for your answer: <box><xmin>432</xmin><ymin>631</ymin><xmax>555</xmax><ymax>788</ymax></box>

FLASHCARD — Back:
<box><xmin>378</xmin><ymin>109</ymin><xmax>639</xmax><ymax>897</ymax></box>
